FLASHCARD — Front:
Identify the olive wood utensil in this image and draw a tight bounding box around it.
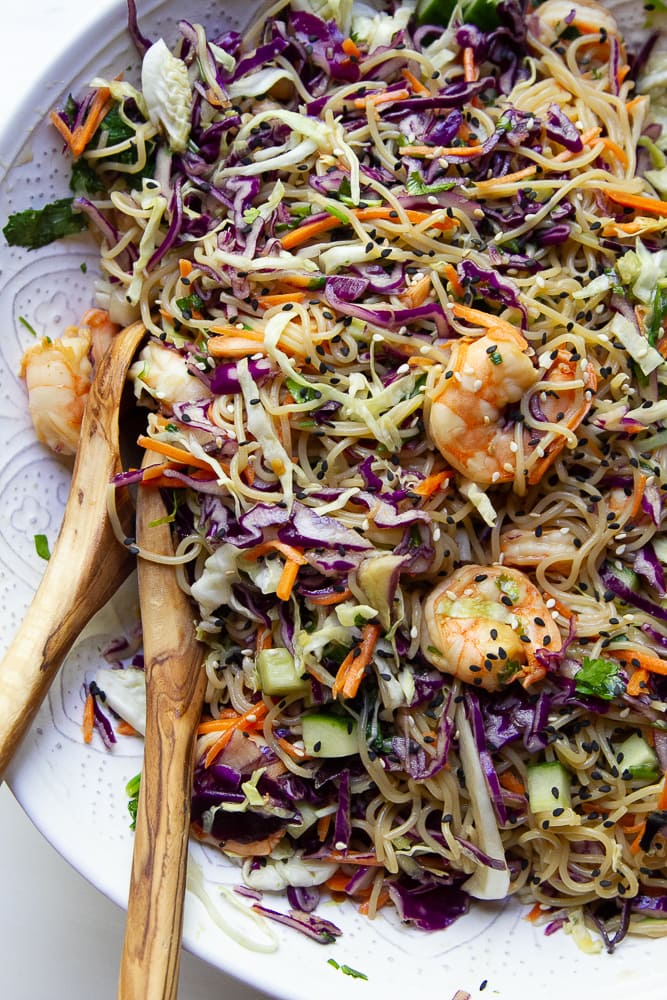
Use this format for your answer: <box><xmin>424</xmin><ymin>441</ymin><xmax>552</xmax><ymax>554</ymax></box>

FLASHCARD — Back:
<box><xmin>118</xmin><ymin>449</ymin><xmax>207</xmax><ymax>1000</ymax></box>
<box><xmin>0</xmin><ymin>320</ymin><xmax>146</xmax><ymax>782</ymax></box>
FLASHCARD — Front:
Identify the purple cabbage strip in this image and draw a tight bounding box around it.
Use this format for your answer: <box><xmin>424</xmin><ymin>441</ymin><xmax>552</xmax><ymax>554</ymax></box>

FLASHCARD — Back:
<box><xmin>333</xmin><ymin>769</ymin><xmax>351</xmax><ymax>850</ymax></box>
<box><xmin>286</xmin><ymin>885</ymin><xmax>320</xmax><ymax>913</ymax></box>
<box><xmin>633</xmin><ymin>543</ymin><xmax>666</xmax><ymax>596</ymax></box>
<box><xmin>250</xmin><ymin>903</ymin><xmax>342</xmax><ymax>943</ymax></box>
<box><xmin>600</xmin><ymin>562</ymin><xmax>667</xmax><ymax>624</ymax></box>
<box><xmin>386</xmin><ymin>877</ymin><xmax>469</xmax><ymax>932</ymax></box>
<box><xmin>546</xmin><ymin>103</ymin><xmax>583</xmax><ymax>153</ymax></box>
<box><xmin>464</xmin><ymin>692</ymin><xmax>508</xmax><ymax>825</ymax></box>
<box><xmin>126</xmin><ymin>0</ymin><xmax>152</xmax><ymax>55</ymax></box>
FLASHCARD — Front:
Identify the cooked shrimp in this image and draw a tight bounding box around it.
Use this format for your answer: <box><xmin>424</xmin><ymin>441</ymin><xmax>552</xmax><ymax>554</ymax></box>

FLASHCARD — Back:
<box><xmin>426</xmin><ymin>330</ymin><xmax>596</xmax><ymax>487</ymax></box>
<box><xmin>129</xmin><ymin>340</ymin><xmax>212</xmax><ymax>408</ymax></box>
<box><xmin>421</xmin><ymin>565</ymin><xmax>562</xmax><ymax>692</ymax></box>
<box><xmin>499</xmin><ymin>527</ymin><xmax>579</xmax><ymax>573</ymax></box>
<box><xmin>533</xmin><ymin>0</ymin><xmax>620</xmax><ymax>44</ymax></box>
<box><xmin>426</xmin><ymin>325</ymin><xmax>536</xmax><ymax>485</ymax></box>
<box><xmin>20</xmin><ymin>326</ymin><xmax>93</xmax><ymax>455</ymax></box>
<box><xmin>80</xmin><ymin>308</ymin><xmax>120</xmax><ymax>366</ymax></box>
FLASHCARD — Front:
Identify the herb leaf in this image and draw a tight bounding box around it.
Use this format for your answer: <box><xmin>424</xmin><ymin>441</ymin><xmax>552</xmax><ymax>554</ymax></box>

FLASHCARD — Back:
<box><xmin>34</xmin><ymin>534</ymin><xmax>51</xmax><ymax>560</ymax></box>
<box><xmin>3</xmin><ymin>198</ymin><xmax>88</xmax><ymax>250</ymax></box>
<box><xmin>574</xmin><ymin>656</ymin><xmax>623</xmax><ymax>701</ymax></box>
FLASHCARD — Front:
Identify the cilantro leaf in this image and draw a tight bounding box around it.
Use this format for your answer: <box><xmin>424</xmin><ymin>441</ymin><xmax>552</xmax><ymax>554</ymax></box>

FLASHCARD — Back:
<box><xmin>34</xmin><ymin>534</ymin><xmax>51</xmax><ymax>560</ymax></box>
<box><xmin>574</xmin><ymin>656</ymin><xmax>624</xmax><ymax>701</ymax></box>
<box><xmin>406</xmin><ymin>171</ymin><xmax>456</xmax><ymax>196</ymax></box>
<box><xmin>3</xmin><ymin>198</ymin><xmax>88</xmax><ymax>250</ymax></box>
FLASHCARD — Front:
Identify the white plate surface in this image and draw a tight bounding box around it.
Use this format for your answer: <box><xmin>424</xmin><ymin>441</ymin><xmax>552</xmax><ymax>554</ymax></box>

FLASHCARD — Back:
<box><xmin>0</xmin><ymin>2</ymin><xmax>664</xmax><ymax>997</ymax></box>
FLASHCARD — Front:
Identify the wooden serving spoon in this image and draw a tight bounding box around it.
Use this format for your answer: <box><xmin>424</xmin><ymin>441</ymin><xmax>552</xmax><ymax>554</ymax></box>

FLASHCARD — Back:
<box><xmin>0</xmin><ymin>320</ymin><xmax>146</xmax><ymax>782</ymax></box>
<box><xmin>118</xmin><ymin>449</ymin><xmax>207</xmax><ymax>1000</ymax></box>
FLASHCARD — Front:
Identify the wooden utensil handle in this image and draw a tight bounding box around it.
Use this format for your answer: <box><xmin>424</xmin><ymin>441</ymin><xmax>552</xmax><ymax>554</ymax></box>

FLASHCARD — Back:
<box><xmin>0</xmin><ymin>509</ymin><xmax>131</xmax><ymax>780</ymax></box>
<box><xmin>0</xmin><ymin>321</ymin><xmax>146</xmax><ymax>782</ymax></box>
<box><xmin>118</xmin><ymin>467</ymin><xmax>206</xmax><ymax>1000</ymax></box>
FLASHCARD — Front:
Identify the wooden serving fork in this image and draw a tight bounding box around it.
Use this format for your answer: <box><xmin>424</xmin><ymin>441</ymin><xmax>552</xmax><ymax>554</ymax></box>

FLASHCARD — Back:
<box><xmin>0</xmin><ymin>321</ymin><xmax>146</xmax><ymax>782</ymax></box>
<box><xmin>118</xmin><ymin>448</ymin><xmax>207</xmax><ymax>1000</ymax></box>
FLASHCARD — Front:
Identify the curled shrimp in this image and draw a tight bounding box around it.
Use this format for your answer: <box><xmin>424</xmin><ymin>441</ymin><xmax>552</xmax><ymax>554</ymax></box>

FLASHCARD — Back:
<box><xmin>421</xmin><ymin>564</ymin><xmax>562</xmax><ymax>692</ymax></box>
<box><xmin>425</xmin><ymin>325</ymin><xmax>596</xmax><ymax>487</ymax></box>
<box><xmin>499</xmin><ymin>527</ymin><xmax>579</xmax><ymax>574</ymax></box>
<box><xmin>533</xmin><ymin>0</ymin><xmax>621</xmax><ymax>44</ymax></box>
<box><xmin>20</xmin><ymin>310</ymin><xmax>120</xmax><ymax>456</ymax></box>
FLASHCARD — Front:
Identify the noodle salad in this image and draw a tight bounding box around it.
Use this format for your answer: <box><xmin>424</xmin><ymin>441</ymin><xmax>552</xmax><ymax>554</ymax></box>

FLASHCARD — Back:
<box><xmin>8</xmin><ymin>0</ymin><xmax>667</xmax><ymax>952</ymax></box>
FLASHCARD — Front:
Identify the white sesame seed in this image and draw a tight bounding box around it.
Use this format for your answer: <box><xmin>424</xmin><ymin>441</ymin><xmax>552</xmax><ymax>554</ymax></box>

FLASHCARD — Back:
<box><xmin>503</xmin><ymin>462</ymin><xmax>514</xmax><ymax>472</ymax></box>
<box><xmin>545</xmin><ymin>598</ymin><xmax>556</xmax><ymax>608</ymax></box>
<box><xmin>492</xmin><ymin>471</ymin><xmax>501</xmax><ymax>482</ymax></box>
<box><xmin>509</xmin><ymin>441</ymin><xmax>518</xmax><ymax>453</ymax></box>
<box><xmin>433</xmin><ymin>527</ymin><xmax>441</xmax><ymax>541</ymax></box>
<box><xmin>410</xmin><ymin>626</ymin><xmax>419</xmax><ymax>638</ymax></box>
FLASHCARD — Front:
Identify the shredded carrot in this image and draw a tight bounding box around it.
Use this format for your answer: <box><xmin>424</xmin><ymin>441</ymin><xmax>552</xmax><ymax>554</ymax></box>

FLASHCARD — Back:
<box><xmin>82</xmin><ymin>692</ymin><xmax>95</xmax><ymax>744</ymax></box>
<box><xmin>628</xmin><ymin>472</ymin><xmax>648</xmax><ymax>521</ymax></box>
<box><xmin>316</xmin><ymin>813</ymin><xmax>332</xmax><ymax>842</ymax></box>
<box><xmin>498</xmin><ymin>770</ymin><xmax>526</xmax><ymax>796</ymax></box>
<box><xmin>627</xmin><ymin>667</ymin><xmax>650</xmax><ymax>698</ymax></box>
<box><xmin>243</xmin><ymin>539</ymin><xmax>308</xmax><ymax>565</ymax></box>
<box><xmin>208</xmin><ymin>325</ymin><xmax>264</xmax><ymax>340</ymax></box>
<box><xmin>71</xmin><ymin>86</ymin><xmax>113</xmax><ymax>157</ymax></box>
<box><xmin>400</xmin><ymin>273</ymin><xmax>431</xmax><ymax>308</ymax></box>
<box><xmin>341</xmin><ymin>37</ymin><xmax>362</xmax><ymax>59</ymax></box>
<box><xmin>179</xmin><ymin>258</ymin><xmax>193</xmax><ymax>278</ymax></box>
<box><xmin>442</xmin><ymin>262</ymin><xmax>464</xmax><ymax>298</ymax></box>
<box><xmin>308</xmin><ymin>588</ymin><xmax>353</xmax><ymax>606</ymax></box>
<box><xmin>358</xmin><ymin>890</ymin><xmax>391</xmax><ymax>915</ymax></box>
<box><xmin>524</xmin><ymin>902</ymin><xmax>544</xmax><ymax>923</ymax></box>
<box><xmin>656</xmin><ymin>333</ymin><xmax>667</xmax><ymax>358</ymax></box>
<box><xmin>450</xmin><ymin>303</ymin><xmax>526</xmax><ymax>345</ymax></box>
<box><xmin>205</xmin><ymin>335</ymin><xmax>269</xmax><ymax>358</ymax></box>
<box><xmin>406</xmin><ymin>355</ymin><xmax>437</xmax><ymax>367</ymax></box>
<box><xmin>141</xmin><ymin>460</ymin><xmax>178</xmax><ymax>482</ymax></box>
<box><xmin>276</xmin><ymin>557</ymin><xmax>301</xmax><ymax>601</ymax></box>
<box><xmin>626</xmin><ymin>95</ymin><xmax>646</xmax><ymax>113</ymax></box>
<box><xmin>353</xmin><ymin>87</ymin><xmax>410</xmax><ymax>110</ymax></box>
<box><xmin>256</xmin><ymin>626</ymin><xmax>273</xmax><ymax>652</ymax></box>
<box><xmin>276</xmin><ymin>736</ymin><xmax>310</xmax><ymax>760</ymax></box>
<box><xmin>256</xmin><ymin>292</ymin><xmax>306</xmax><ymax>308</ymax></box>
<box><xmin>117</xmin><ymin>720</ymin><xmax>139</xmax><ymax>737</ymax></box>
<box><xmin>606</xmin><ymin>189</ymin><xmax>667</xmax><ymax>217</ymax></box>
<box><xmin>136</xmin><ymin>434</ymin><xmax>214</xmax><ymax>473</ymax></box>
<box><xmin>463</xmin><ymin>47</ymin><xmax>478</xmax><ymax>83</ymax></box>
<box><xmin>630</xmin><ymin>824</ymin><xmax>646</xmax><ymax>855</ymax></box>
<box><xmin>325</xmin><ymin>871</ymin><xmax>354</xmax><ymax>893</ymax></box>
<box><xmin>607</xmin><ymin>648</ymin><xmax>667</xmax><ymax>677</ymax></box>
<box><xmin>401</xmin><ymin>68</ymin><xmax>430</xmax><ymax>95</ymax></box>
<box><xmin>281</xmin><ymin>206</ymin><xmax>456</xmax><ymax>250</ymax></box>
<box><xmin>332</xmin><ymin>623</ymin><xmax>382</xmax><ymax>699</ymax></box>
<box><xmin>399</xmin><ymin>143</ymin><xmax>485</xmax><ymax>158</ymax></box>
<box><xmin>201</xmin><ymin>702</ymin><xmax>269</xmax><ymax>766</ymax></box>
<box><xmin>473</xmin><ymin>165</ymin><xmax>537</xmax><ymax>191</ymax></box>
<box><xmin>318</xmin><ymin>850</ymin><xmax>384</xmax><ymax>867</ymax></box>
<box><xmin>618</xmin><ymin>64</ymin><xmax>631</xmax><ymax>85</ymax></box>
<box><xmin>411</xmin><ymin>470</ymin><xmax>451</xmax><ymax>497</ymax></box>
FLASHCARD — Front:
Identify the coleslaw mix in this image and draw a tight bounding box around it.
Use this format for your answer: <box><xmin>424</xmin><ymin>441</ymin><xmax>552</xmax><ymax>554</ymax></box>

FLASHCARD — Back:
<box><xmin>7</xmin><ymin>0</ymin><xmax>667</xmax><ymax>950</ymax></box>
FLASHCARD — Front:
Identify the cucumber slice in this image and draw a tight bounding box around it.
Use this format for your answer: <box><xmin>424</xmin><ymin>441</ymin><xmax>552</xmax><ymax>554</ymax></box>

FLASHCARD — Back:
<box><xmin>302</xmin><ymin>712</ymin><xmax>358</xmax><ymax>757</ymax></box>
<box><xmin>527</xmin><ymin>761</ymin><xmax>572</xmax><ymax>813</ymax></box>
<box><xmin>618</xmin><ymin>732</ymin><xmax>660</xmax><ymax>781</ymax></box>
<box><xmin>256</xmin><ymin>648</ymin><xmax>309</xmax><ymax>697</ymax></box>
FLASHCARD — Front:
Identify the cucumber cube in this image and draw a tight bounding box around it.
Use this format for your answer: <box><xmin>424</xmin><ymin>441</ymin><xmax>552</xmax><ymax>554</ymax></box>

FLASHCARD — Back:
<box><xmin>618</xmin><ymin>733</ymin><xmax>660</xmax><ymax>782</ymax></box>
<box><xmin>527</xmin><ymin>761</ymin><xmax>572</xmax><ymax>813</ymax></box>
<box><xmin>256</xmin><ymin>648</ymin><xmax>309</xmax><ymax>697</ymax></box>
<box><xmin>302</xmin><ymin>713</ymin><xmax>358</xmax><ymax>758</ymax></box>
